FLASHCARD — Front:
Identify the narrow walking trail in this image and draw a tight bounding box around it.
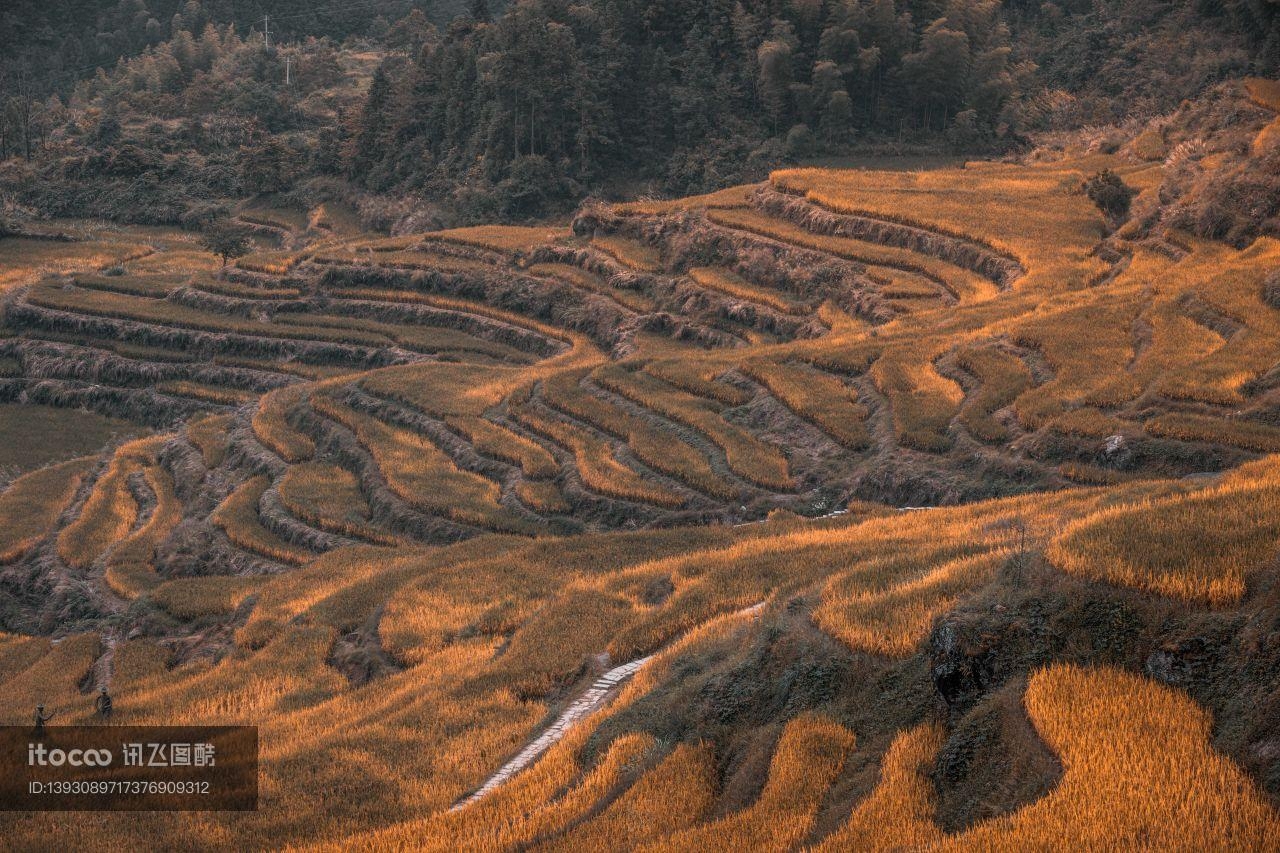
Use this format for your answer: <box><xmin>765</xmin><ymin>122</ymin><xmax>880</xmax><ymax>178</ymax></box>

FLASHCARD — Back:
<box><xmin>452</xmin><ymin>602</ymin><xmax>766</xmax><ymax>810</ymax></box>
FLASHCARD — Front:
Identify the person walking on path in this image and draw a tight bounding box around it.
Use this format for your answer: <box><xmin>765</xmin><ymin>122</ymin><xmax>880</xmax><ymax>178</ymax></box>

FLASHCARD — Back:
<box><xmin>33</xmin><ymin>704</ymin><xmax>54</xmax><ymax>737</ymax></box>
<box><xmin>95</xmin><ymin>686</ymin><xmax>113</xmax><ymax>722</ymax></box>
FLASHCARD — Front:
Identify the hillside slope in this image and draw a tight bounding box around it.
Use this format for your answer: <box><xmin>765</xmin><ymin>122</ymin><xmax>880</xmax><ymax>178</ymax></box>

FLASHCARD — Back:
<box><xmin>1</xmin><ymin>113</ymin><xmax>1279</xmax><ymax>846</ymax></box>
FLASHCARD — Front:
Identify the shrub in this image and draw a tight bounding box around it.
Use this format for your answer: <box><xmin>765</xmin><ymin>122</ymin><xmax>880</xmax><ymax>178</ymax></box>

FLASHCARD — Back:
<box><xmin>1084</xmin><ymin>170</ymin><xmax>1137</xmax><ymax>225</ymax></box>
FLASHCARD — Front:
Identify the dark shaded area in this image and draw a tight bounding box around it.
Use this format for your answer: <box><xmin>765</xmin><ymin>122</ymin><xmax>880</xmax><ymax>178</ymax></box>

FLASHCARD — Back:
<box><xmin>932</xmin><ymin>677</ymin><xmax>1062</xmax><ymax>831</ymax></box>
<box><xmin>0</xmin><ymin>402</ymin><xmax>147</xmax><ymax>475</ymax></box>
<box><xmin>568</xmin><ymin>553</ymin><xmax>1280</xmax><ymax>844</ymax></box>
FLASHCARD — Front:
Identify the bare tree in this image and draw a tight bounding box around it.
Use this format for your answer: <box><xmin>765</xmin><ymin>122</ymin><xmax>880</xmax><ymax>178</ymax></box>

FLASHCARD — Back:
<box><xmin>7</xmin><ymin>66</ymin><xmax>41</xmax><ymax>161</ymax></box>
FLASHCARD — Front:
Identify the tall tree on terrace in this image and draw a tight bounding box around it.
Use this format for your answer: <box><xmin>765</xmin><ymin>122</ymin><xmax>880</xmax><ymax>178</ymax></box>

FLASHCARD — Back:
<box><xmin>569</xmin><ymin>7</ymin><xmax>621</xmax><ymax>179</ymax></box>
<box><xmin>757</xmin><ymin>37</ymin><xmax>794</xmax><ymax>133</ymax></box>
<box><xmin>349</xmin><ymin>60</ymin><xmax>395</xmax><ymax>185</ymax></box>
<box><xmin>901</xmin><ymin>18</ymin><xmax>971</xmax><ymax>130</ymax></box>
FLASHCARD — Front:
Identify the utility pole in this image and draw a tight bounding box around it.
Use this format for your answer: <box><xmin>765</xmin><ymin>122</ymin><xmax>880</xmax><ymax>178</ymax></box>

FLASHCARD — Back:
<box><xmin>263</xmin><ymin>14</ymin><xmax>271</xmax><ymax>50</ymax></box>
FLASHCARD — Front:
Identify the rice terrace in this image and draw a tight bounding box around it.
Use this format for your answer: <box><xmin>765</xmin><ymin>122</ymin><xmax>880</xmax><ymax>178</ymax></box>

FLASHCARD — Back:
<box><xmin>0</xmin><ymin>0</ymin><xmax>1279</xmax><ymax>850</ymax></box>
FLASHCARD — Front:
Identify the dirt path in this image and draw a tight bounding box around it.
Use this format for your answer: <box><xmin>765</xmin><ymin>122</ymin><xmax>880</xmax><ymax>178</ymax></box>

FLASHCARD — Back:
<box><xmin>452</xmin><ymin>602</ymin><xmax>767</xmax><ymax>811</ymax></box>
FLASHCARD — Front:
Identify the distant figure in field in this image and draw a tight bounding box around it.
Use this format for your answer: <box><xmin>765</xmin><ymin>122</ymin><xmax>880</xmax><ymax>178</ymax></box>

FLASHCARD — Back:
<box><xmin>95</xmin><ymin>687</ymin><xmax>113</xmax><ymax>722</ymax></box>
<box><xmin>33</xmin><ymin>704</ymin><xmax>54</xmax><ymax>736</ymax></box>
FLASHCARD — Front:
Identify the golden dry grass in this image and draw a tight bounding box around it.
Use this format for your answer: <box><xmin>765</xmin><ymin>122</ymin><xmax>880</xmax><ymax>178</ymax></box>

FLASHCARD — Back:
<box><xmin>1048</xmin><ymin>474</ymin><xmax>1280</xmax><ymax>606</ymax></box>
<box><xmin>527</xmin><ymin>262</ymin><xmax>655</xmax><ymax>312</ymax></box>
<box><xmin>940</xmin><ymin>664</ymin><xmax>1280</xmax><ymax>849</ymax></box>
<box><xmin>1254</xmin><ymin>116</ymin><xmax>1280</xmax><ymax>155</ymax></box>
<box><xmin>446</xmin><ymin>416</ymin><xmax>559</xmax><ymax>479</ymax></box>
<box><xmin>55</xmin><ymin>437</ymin><xmax>166</xmax><ymax>569</ymax></box>
<box><xmin>1057</xmin><ymin>461</ymin><xmax>1145</xmax><ymax>485</ymax></box>
<box><xmin>185</xmin><ymin>413</ymin><xmax>233</xmax><ymax>468</ymax></box>
<box><xmin>253</xmin><ymin>385</ymin><xmax>318</xmax><ymax>464</ymax></box>
<box><xmin>314</xmin><ymin>246</ymin><xmax>492</xmax><ymax>274</ymax></box>
<box><xmin>811</xmin><ymin>722</ymin><xmax>946</xmax><ymax>851</ymax></box>
<box><xmin>312</xmin><ymin>391</ymin><xmax>546</xmax><ymax>534</ymax></box>
<box><xmin>212</xmin><ymin>476</ymin><xmax>317</xmax><ymax>566</ymax></box>
<box><xmin>278</xmin><ymin>462</ymin><xmax>398</xmax><ymax>546</ymax></box>
<box><xmin>0</xmin><ymin>237</ymin><xmax>154</xmax><ymax>291</ymax></box>
<box><xmin>4</xmin><ymin>152</ymin><xmax>1280</xmax><ymax>851</ymax></box>
<box><xmin>1147</xmin><ymin>238</ymin><xmax>1280</xmax><ymax>405</ymax></box>
<box><xmin>1127</xmin><ymin>126</ymin><xmax>1168</xmax><ymax>161</ymax></box>
<box><xmin>0</xmin><ymin>457</ymin><xmax>95</xmax><ymax>564</ymax></box>
<box><xmin>646</xmin><ymin>714</ymin><xmax>857</xmax><ymax>852</ymax></box>
<box><xmin>644</xmin><ymin>359</ymin><xmax>752</xmax><ymax>406</ymax></box>
<box><xmin>544</xmin><ymin>742</ymin><xmax>718</xmax><ymax>851</ymax></box>
<box><xmin>274</xmin><ymin>311</ymin><xmax>537</xmax><ymax>364</ymax></box>
<box><xmin>237</xmin><ymin>200</ymin><xmax>310</xmax><ymax>233</ymax></box>
<box><xmin>104</xmin><ymin>465</ymin><xmax>182</xmax><ymax>599</ymax></box>
<box><xmin>816</xmin><ymin>549</ymin><xmax>1011</xmax><ymax>656</ymax></box>
<box><xmin>515</xmin><ymin>479</ymin><xmax>570</xmax><ymax>514</ymax></box>
<box><xmin>687</xmin><ymin>266</ymin><xmax>800</xmax><ymax>313</ymax></box>
<box><xmin>511</xmin><ymin>403</ymin><xmax>687</xmax><ymax>508</ymax></box>
<box><xmin>128</xmin><ymin>247</ymin><xmax>222</xmax><ymax>274</ymax></box>
<box><xmin>742</xmin><ymin>359</ymin><xmax>871</xmax><ymax>449</ymax></box>
<box><xmin>817</xmin><ymin>665</ymin><xmax>1280</xmax><ymax>850</ymax></box>
<box><xmin>1044</xmin><ymin>407</ymin><xmax>1127</xmax><ymax>438</ymax></box>
<box><xmin>156</xmin><ymin>379</ymin><xmax>259</xmax><ymax>406</ymax></box>
<box><xmin>421</xmin><ymin>225</ymin><xmax>569</xmax><ymax>254</ymax></box>
<box><xmin>539</xmin><ymin>368</ymin><xmax>736</xmax><ymax>499</ymax></box>
<box><xmin>1244</xmin><ymin>77</ymin><xmax>1280</xmax><ymax>112</ymax></box>
<box><xmin>591</xmin><ymin>235</ymin><xmax>663</xmax><ymax>272</ymax></box>
<box><xmin>326</xmin><ymin>288</ymin><xmax>580</xmax><ymax>350</ymax></box>
<box><xmin>73</xmin><ymin>271</ymin><xmax>181</xmax><ymax>297</ymax></box>
<box><xmin>0</xmin><ymin>633</ymin><xmax>102</xmax><ymax>725</ymax></box>
<box><xmin>1011</xmin><ymin>290</ymin><xmax>1143</xmax><ymax>428</ymax></box>
<box><xmin>706</xmin><ymin>206</ymin><xmax>995</xmax><ymax>304</ymax></box>
<box><xmin>235</xmin><ymin>249</ymin><xmax>308</xmax><ymax>275</ymax></box>
<box><xmin>197</xmin><ymin>276</ymin><xmax>302</xmax><ymax>300</ymax></box>
<box><xmin>0</xmin><ymin>465</ymin><xmax>1255</xmax><ymax>850</ymax></box>
<box><xmin>612</xmin><ymin>184</ymin><xmax>755</xmax><ymax>215</ymax></box>
<box><xmin>772</xmin><ymin>160</ymin><xmax>1108</xmax><ymax>295</ymax></box>
<box><xmin>1145</xmin><ymin>412</ymin><xmax>1280</xmax><ymax>452</ymax></box>
<box><xmin>593</xmin><ymin>365</ymin><xmax>792</xmax><ymax>491</ymax></box>
<box><xmin>870</xmin><ymin>349</ymin><xmax>963</xmax><ymax>452</ymax></box>
<box><xmin>25</xmin><ymin>279</ymin><xmax>394</xmax><ymax>347</ymax></box>
<box><xmin>954</xmin><ymin>345</ymin><xmax>1034</xmax><ymax>443</ymax></box>
<box><xmin>150</xmin><ymin>575</ymin><xmax>265</xmax><ymax>619</ymax></box>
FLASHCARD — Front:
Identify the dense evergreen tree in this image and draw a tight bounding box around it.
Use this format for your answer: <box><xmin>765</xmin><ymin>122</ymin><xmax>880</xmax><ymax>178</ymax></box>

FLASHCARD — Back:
<box><xmin>0</xmin><ymin>0</ymin><xmax>1274</xmax><ymax>225</ymax></box>
<box><xmin>347</xmin><ymin>0</ymin><xmax>1038</xmax><ymax>206</ymax></box>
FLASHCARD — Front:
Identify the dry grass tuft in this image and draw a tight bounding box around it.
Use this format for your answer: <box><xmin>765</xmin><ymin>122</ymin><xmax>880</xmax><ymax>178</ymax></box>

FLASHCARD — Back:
<box><xmin>0</xmin><ymin>458</ymin><xmax>95</xmax><ymax>564</ymax></box>
<box><xmin>650</xmin><ymin>714</ymin><xmax>857</xmax><ymax>852</ymax></box>
<box><xmin>812</xmin><ymin>722</ymin><xmax>945</xmax><ymax>851</ymax></box>
<box><xmin>212</xmin><ymin>476</ymin><xmax>317</xmax><ymax>566</ymax></box>
<box><xmin>1048</xmin><ymin>477</ymin><xmax>1280</xmax><ymax>606</ymax></box>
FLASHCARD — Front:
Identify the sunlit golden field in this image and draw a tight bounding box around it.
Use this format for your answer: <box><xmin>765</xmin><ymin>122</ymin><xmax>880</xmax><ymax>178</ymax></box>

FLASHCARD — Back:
<box><xmin>2</xmin><ymin>139</ymin><xmax>1280</xmax><ymax>850</ymax></box>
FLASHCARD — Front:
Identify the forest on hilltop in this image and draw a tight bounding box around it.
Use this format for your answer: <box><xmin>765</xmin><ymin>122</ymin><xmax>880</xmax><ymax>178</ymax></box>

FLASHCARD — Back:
<box><xmin>0</xmin><ymin>0</ymin><xmax>1278</xmax><ymax>224</ymax></box>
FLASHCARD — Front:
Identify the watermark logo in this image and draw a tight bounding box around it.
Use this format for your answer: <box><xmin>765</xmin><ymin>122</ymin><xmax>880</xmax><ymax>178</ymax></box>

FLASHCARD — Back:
<box><xmin>28</xmin><ymin>744</ymin><xmax>114</xmax><ymax>767</ymax></box>
<box><xmin>2</xmin><ymin>726</ymin><xmax>257</xmax><ymax>811</ymax></box>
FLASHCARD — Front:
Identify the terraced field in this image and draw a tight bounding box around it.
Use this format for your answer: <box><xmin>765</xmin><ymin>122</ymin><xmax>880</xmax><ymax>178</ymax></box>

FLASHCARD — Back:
<box><xmin>2</xmin><ymin>152</ymin><xmax>1279</xmax><ymax>848</ymax></box>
